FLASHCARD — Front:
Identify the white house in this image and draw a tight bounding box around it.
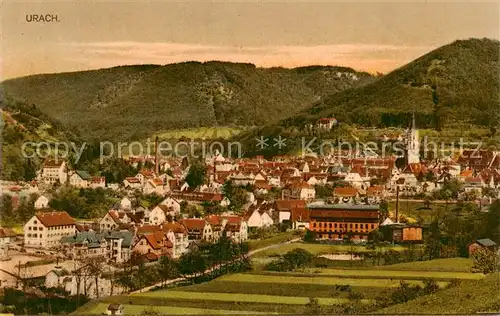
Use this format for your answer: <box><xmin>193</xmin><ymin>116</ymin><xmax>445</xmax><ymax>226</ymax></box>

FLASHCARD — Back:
<box><xmin>119</xmin><ymin>197</ymin><xmax>132</xmax><ymax>210</ymax></box>
<box><xmin>34</xmin><ymin>195</ymin><xmax>50</xmax><ymax>209</ymax></box>
<box><xmin>144</xmin><ymin>178</ymin><xmax>166</xmax><ymax>195</ymax></box>
<box><xmin>244</xmin><ymin>208</ymin><xmax>273</xmax><ymax>229</ymax></box>
<box><xmin>222</xmin><ymin>217</ymin><xmax>249</xmax><ymax>243</ymax></box>
<box><xmin>160</xmin><ymin>196</ymin><xmax>181</xmax><ymax>215</ymax></box>
<box><xmin>38</xmin><ymin>160</ymin><xmax>67</xmax><ymax>184</ymax></box>
<box><xmin>24</xmin><ymin>211</ymin><xmax>76</xmax><ymax>249</ymax></box>
<box><xmin>99</xmin><ymin>211</ymin><xmax>121</xmax><ymax>231</ymax></box>
<box><xmin>123</xmin><ymin>177</ymin><xmax>141</xmax><ymax>189</ymax></box>
<box><xmin>159</xmin><ymin>222</ymin><xmax>189</xmax><ymax>258</ymax></box>
<box><xmin>69</xmin><ymin>170</ymin><xmax>91</xmax><ymax>188</ymax></box>
<box><xmin>149</xmin><ymin>205</ymin><xmax>173</xmax><ymax>225</ymax></box>
<box><xmin>90</xmin><ymin>177</ymin><xmax>106</xmax><ymax>189</ymax></box>
<box><xmin>344</xmin><ymin>172</ymin><xmax>366</xmax><ymax>190</ymax></box>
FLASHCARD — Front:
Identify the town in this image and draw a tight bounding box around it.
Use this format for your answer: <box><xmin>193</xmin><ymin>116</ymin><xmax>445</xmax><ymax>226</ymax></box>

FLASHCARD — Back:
<box><xmin>1</xmin><ymin>118</ymin><xmax>499</xmax><ymax>315</ymax></box>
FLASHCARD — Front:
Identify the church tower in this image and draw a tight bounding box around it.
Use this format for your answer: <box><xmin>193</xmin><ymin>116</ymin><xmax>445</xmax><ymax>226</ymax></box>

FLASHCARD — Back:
<box><xmin>406</xmin><ymin>113</ymin><xmax>420</xmax><ymax>164</ymax></box>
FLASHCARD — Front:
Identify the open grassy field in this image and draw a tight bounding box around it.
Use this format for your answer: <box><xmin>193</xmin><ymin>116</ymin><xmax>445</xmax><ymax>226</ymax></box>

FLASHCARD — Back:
<box><xmin>251</xmin><ymin>242</ymin><xmax>407</xmax><ymax>258</ymax></box>
<box><xmin>248</xmin><ymin>231</ymin><xmax>297</xmax><ymax>251</ymax></box>
<box><xmin>375</xmin><ymin>257</ymin><xmax>474</xmax><ymax>272</ymax></box>
<box><xmin>178</xmin><ymin>280</ymin><xmax>389</xmax><ymax>299</ymax></box>
<box><xmin>377</xmin><ymin>273</ymin><xmax>500</xmax><ymax>314</ymax></box>
<box><xmin>219</xmin><ymin>273</ymin><xmax>449</xmax><ymax>288</ymax></box>
<box><xmin>85</xmin><ymin>303</ymin><xmax>265</xmax><ymax>315</ymax></box>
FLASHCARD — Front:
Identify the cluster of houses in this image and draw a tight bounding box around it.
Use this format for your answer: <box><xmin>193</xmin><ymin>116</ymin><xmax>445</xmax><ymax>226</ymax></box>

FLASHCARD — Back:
<box><xmin>1</xmin><ymin>120</ymin><xmax>500</xmax><ymax>300</ymax></box>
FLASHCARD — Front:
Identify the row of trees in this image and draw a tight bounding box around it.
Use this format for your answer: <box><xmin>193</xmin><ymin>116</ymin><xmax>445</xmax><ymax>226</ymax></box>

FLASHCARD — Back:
<box><xmin>1</xmin><ymin>193</ymin><xmax>38</xmax><ymax>226</ymax></box>
<box><xmin>425</xmin><ymin>200</ymin><xmax>500</xmax><ymax>259</ymax></box>
<box><xmin>116</xmin><ymin>235</ymin><xmax>250</xmax><ymax>292</ymax></box>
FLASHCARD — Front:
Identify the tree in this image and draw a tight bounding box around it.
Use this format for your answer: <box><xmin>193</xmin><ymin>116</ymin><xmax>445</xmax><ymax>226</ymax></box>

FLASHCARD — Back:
<box><xmin>304</xmin><ymin>229</ymin><xmax>316</xmax><ymax>242</ymax></box>
<box><xmin>158</xmin><ymin>256</ymin><xmax>179</xmax><ymax>286</ymax></box>
<box><xmin>0</xmin><ymin>195</ymin><xmax>14</xmax><ymax>225</ymax></box>
<box><xmin>185</xmin><ymin>161</ymin><xmax>206</xmax><ymax>188</ymax></box>
<box><xmin>140</xmin><ymin>307</ymin><xmax>161</xmax><ymax>316</ymax></box>
<box><xmin>471</xmin><ymin>248</ymin><xmax>499</xmax><ymax>274</ymax></box>
<box><xmin>379</xmin><ymin>200</ymin><xmax>389</xmax><ymax>220</ymax></box>
<box><xmin>17</xmin><ymin>196</ymin><xmax>36</xmax><ymax>223</ymax></box>
<box><xmin>283</xmin><ymin>248</ymin><xmax>314</xmax><ymax>269</ymax></box>
<box><xmin>425</xmin><ymin>219</ymin><xmax>442</xmax><ymax>260</ymax></box>
<box><xmin>222</xmin><ymin>180</ymin><xmax>247</xmax><ymax>212</ymax></box>
<box><xmin>178</xmin><ymin>250</ymin><xmax>207</xmax><ymax>278</ymax></box>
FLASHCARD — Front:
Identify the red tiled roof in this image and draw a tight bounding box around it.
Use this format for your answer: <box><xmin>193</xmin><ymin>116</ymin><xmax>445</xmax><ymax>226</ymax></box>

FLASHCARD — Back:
<box><xmin>91</xmin><ymin>177</ymin><xmax>105</xmax><ymax>184</ymax></box>
<box><xmin>275</xmin><ymin>200</ymin><xmax>306</xmax><ymax>211</ymax></box>
<box><xmin>143</xmin><ymin>232</ymin><xmax>167</xmax><ymax>250</ymax></box>
<box><xmin>43</xmin><ymin>160</ymin><xmax>65</xmax><ymax>168</ymax></box>
<box><xmin>125</xmin><ymin>177</ymin><xmax>141</xmax><ymax>184</ymax></box>
<box><xmin>366</xmin><ymin>186</ymin><xmax>384</xmax><ymax>197</ymax></box>
<box><xmin>137</xmin><ymin>225</ymin><xmax>162</xmax><ymax>235</ymax></box>
<box><xmin>333</xmin><ymin>187</ymin><xmax>358</xmax><ymax>197</ymax></box>
<box><xmin>161</xmin><ymin>222</ymin><xmax>187</xmax><ymax>234</ymax></box>
<box><xmin>204</xmin><ymin>215</ymin><xmax>222</xmax><ymax>226</ymax></box>
<box><xmin>107</xmin><ymin>210</ymin><xmax>120</xmax><ymax>223</ymax></box>
<box><xmin>310</xmin><ymin>210</ymin><xmax>379</xmax><ymax>220</ymax></box>
<box><xmin>223</xmin><ymin>216</ymin><xmax>243</xmax><ymax>225</ymax></box>
<box><xmin>291</xmin><ymin>208</ymin><xmax>310</xmax><ymax>222</ymax></box>
<box><xmin>180</xmin><ymin>219</ymin><xmax>206</xmax><ymax>231</ymax></box>
<box><xmin>36</xmin><ymin>211</ymin><xmax>76</xmax><ymax>227</ymax></box>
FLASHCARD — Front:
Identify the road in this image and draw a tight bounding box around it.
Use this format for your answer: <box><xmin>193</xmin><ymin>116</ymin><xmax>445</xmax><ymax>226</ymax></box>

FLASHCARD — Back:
<box><xmin>130</xmin><ymin>237</ymin><xmax>301</xmax><ymax>294</ymax></box>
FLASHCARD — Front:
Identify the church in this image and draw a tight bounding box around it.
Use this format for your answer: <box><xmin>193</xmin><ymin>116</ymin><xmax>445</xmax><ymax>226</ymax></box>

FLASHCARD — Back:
<box><xmin>405</xmin><ymin>113</ymin><xmax>420</xmax><ymax>165</ymax></box>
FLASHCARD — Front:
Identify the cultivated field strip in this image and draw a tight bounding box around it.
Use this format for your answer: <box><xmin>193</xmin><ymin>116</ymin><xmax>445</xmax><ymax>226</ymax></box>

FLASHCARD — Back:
<box><xmin>133</xmin><ymin>290</ymin><xmax>376</xmax><ymax>305</ymax></box>
<box><xmin>219</xmin><ymin>273</ymin><xmax>450</xmax><ymax>288</ymax></box>
<box><xmin>87</xmin><ymin>303</ymin><xmax>265</xmax><ymax>315</ymax></box>
<box><xmin>255</xmin><ymin>269</ymin><xmax>483</xmax><ymax>280</ymax></box>
<box><xmin>178</xmin><ymin>280</ymin><xmax>389</xmax><ymax>298</ymax></box>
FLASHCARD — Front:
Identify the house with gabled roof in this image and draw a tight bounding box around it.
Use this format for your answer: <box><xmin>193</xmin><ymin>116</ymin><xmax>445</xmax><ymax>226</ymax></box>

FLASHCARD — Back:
<box><xmin>123</xmin><ymin>177</ymin><xmax>141</xmax><ymax>189</ymax></box>
<box><xmin>179</xmin><ymin>218</ymin><xmax>213</xmax><ymax>242</ymax></box>
<box><xmin>90</xmin><ymin>176</ymin><xmax>106</xmax><ymax>189</ymax></box>
<box><xmin>144</xmin><ymin>178</ymin><xmax>167</xmax><ymax>195</ymax></box>
<box><xmin>61</xmin><ymin>231</ymin><xmax>108</xmax><ymax>259</ymax></box>
<box><xmin>24</xmin><ymin>211</ymin><xmax>76</xmax><ymax>249</ymax></box>
<box><xmin>222</xmin><ymin>216</ymin><xmax>248</xmax><ymax>243</ymax></box>
<box><xmin>136</xmin><ymin>169</ymin><xmax>155</xmax><ymax>185</ymax></box>
<box><xmin>160</xmin><ymin>221</ymin><xmax>189</xmax><ymax>257</ymax></box>
<box><xmin>69</xmin><ymin>170</ymin><xmax>91</xmax><ymax>188</ymax></box>
<box><xmin>287</xmin><ymin>182</ymin><xmax>316</xmax><ymax>200</ymax></box>
<box><xmin>99</xmin><ymin>210</ymin><xmax>121</xmax><ymax>231</ymax></box>
<box><xmin>133</xmin><ymin>231</ymin><xmax>173</xmax><ymax>259</ymax></box>
<box><xmin>149</xmin><ymin>204</ymin><xmax>174</xmax><ymax>225</ymax></box>
<box><xmin>290</xmin><ymin>207</ymin><xmax>310</xmax><ymax>230</ymax></box>
<box><xmin>468</xmin><ymin>238</ymin><xmax>498</xmax><ymax>257</ymax></box>
<box><xmin>244</xmin><ymin>205</ymin><xmax>273</xmax><ymax>230</ymax></box>
<box><xmin>38</xmin><ymin>159</ymin><xmax>68</xmax><ymax>184</ymax></box>
<box><xmin>34</xmin><ymin>195</ymin><xmax>50</xmax><ymax>209</ymax></box>
<box><xmin>274</xmin><ymin>199</ymin><xmax>306</xmax><ymax>224</ymax></box>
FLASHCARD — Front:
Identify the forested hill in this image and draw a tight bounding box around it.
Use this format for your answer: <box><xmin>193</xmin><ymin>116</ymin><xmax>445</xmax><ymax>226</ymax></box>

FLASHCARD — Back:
<box><xmin>1</xmin><ymin>62</ymin><xmax>373</xmax><ymax>141</ymax></box>
<box><xmin>282</xmin><ymin>38</ymin><xmax>500</xmax><ymax>130</ymax></box>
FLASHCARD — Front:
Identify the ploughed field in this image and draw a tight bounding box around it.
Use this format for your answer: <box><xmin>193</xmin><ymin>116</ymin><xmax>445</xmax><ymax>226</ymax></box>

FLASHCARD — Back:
<box><xmin>79</xmin><ymin>258</ymin><xmax>485</xmax><ymax>315</ymax></box>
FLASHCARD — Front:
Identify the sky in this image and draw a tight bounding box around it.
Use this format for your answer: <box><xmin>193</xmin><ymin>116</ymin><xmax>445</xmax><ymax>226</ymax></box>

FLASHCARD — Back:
<box><xmin>1</xmin><ymin>1</ymin><xmax>499</xmax><ymax>80</ymax></box>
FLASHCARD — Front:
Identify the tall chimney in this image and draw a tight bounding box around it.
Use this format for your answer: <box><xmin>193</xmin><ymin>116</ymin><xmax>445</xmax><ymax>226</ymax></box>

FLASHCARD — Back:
<box><xmin>395</xmin><ymin>186</ymin><xmax>400</xmax><ymax>223</ymax></box>
<box><xmin>155</xmin><ymin>136</ymin><xmax>159</xmax><ymax>176</ymax></box>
